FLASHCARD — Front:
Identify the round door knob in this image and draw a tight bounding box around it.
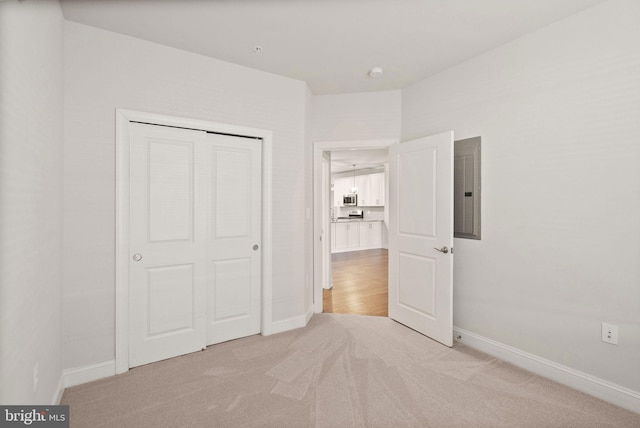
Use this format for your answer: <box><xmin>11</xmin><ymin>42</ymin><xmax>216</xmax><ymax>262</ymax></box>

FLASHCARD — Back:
<box><xmin>132</xmin><ymin>253</ymin><xmax>142</xmax><ymax>262</ymax></box>
<box><xmin>253</xmin><ymin>244</ymin><xmax>259</xmax><ymax>251</ymax></box>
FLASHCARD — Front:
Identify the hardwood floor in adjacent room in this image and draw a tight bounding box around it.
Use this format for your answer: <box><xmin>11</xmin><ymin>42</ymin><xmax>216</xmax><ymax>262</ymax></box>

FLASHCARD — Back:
<box><xmin>323</xmin><ymin>248</ymin><xmax>388</xmax><ymax>317</ymax></box>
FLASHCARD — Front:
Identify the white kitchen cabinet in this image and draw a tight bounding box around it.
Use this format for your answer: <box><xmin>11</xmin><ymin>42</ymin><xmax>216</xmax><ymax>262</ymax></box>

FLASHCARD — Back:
<box><xmin>368</xmin><ymin>172</ymin><xmax>385</xmax><ymax>206</ymax></box>
<box><xmin>332</xmin><ymin>220</ymin><xmax>382</xmax><ymax>253</ymax></box>
<box><xmin>359</xmin><ymin>221</ymin><xmax>382</xmax><ymax>249</ymax></box>
<box><xmin>352</xmin><ymin>172</ymin><xmax>385</xmax><ymax>207</ymax></box>
<box><xmin>347</xmin><ymin>223</ymin><xmax>359</xmax><ymax>249</ymax></box>
<box><xmin>354</xmin><ymin>175</ymin><xmax>370</xmax><ymax>205</ymax></box>
<box><xmin>334</xmin><ymin>222</ymin><xmax>360</xmax><ymax>251</ymax></box>
<box><xmin>333</xmin><ymin>177</ymin><xmax>354</xmax><ymax>207</ymax></box>
<box><xmin>333</xmin><ymin>173</ymin><xmax>385</xmax><ymax>207</ymax></box>
<box><xmin>371</xmin><ymin>221</ymin><xmax>382</xmax><ymax>247</ymax></box>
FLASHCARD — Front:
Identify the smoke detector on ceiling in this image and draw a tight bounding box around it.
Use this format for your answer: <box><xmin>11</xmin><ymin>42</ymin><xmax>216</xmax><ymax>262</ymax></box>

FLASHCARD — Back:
<box><xmin>368</xmin><ymin>67</ymin><xmax>384</xmax><ymax>78</ymax></box>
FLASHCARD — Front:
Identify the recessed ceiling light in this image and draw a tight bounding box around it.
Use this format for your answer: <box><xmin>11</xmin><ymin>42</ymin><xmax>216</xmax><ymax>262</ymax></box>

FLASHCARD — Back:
<box><xmin>368</xmin><ymin>67</ymin><xmax>383</xmax><ymax>78</ymax></box>
<box><xmin>253</xmin><ymin>46</ymin><xmax>263</xmax><ymax>53</ymax></box>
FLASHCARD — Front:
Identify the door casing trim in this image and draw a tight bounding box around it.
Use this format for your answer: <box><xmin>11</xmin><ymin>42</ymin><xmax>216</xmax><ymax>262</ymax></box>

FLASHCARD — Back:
<box><xmin>115</xmin><ymin>109</ymin><xmax>273</xmax><ymax>374</ymax></box>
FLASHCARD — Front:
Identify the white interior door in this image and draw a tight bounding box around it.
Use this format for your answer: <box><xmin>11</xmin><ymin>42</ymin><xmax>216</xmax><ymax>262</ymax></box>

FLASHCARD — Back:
<box><xmin>129</xmin><ymin>123</ymin><xmax>208</xmax><ymax>367</ymax></box>
<box><xmin>206</xmin><ymin>133</ymin><xmax>262</xmax><ymax>345</ymax></box>
<box><xmin>388</xmin><ymin>131</ymin><xmax>454</xmax><ymax>347</ymax></box>
<box><xmin>128</xmin><ymin>123</ymin><xmax>262</xmax><ymax>367</ymax></box>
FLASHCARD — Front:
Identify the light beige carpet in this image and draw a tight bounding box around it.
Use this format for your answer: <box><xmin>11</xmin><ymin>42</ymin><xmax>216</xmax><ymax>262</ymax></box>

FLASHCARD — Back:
<box><xmin>62</xmin><ymin>314</ymin><xmax>640</xmax><ymax>427</ymax></box>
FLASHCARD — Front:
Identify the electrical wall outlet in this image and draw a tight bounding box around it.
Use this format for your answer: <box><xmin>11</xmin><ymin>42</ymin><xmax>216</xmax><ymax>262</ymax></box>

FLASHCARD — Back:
<box><xmin>33</xmin><ymin>362</ymin><xmax>39</xmax><ymax>392</ymax></box>
<box><xmin>601</xmin><ymin>323</ymin><xmax>618</xmax><ymax>345</ymax></box>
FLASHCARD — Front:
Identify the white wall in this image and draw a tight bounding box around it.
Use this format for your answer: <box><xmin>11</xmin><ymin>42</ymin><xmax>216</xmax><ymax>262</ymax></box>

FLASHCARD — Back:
<box><xmin>311</xmin><ymin>91</ymin><xmax>401</xmax><ymax>142</ymax></box>
<box><xmin>403</xmin><ymin>0</ymin><xmax>640</xmax><ymax>392</ymax></box>
<box><xmin>0</xmin><ymin>1</ymin><xmax>64</xmax><ymax>404</ymax></box>
<box><xmin>63</xmin><ymin>22</ymin><xmax>307</xmax><ymax>370</ymax></box>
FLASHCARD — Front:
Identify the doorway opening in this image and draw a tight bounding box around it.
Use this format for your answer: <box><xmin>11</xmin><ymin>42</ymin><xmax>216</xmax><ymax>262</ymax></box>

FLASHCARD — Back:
<box><xmin>325</xmin><ymin>150</ymin><xmax>389</xmax><ymax>316</ymax></box>
<box><xmin>312</xmin><ymin>140</ymin><xmax>396</xmax><ymax>317</ymax></box>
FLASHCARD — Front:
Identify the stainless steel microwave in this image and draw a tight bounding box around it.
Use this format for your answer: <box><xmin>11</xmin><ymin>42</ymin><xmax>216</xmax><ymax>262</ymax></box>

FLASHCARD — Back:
<box><xmin>343</xmin><ymin>194</ymin><xmax>357</xmax><ymax>206</ymax></box>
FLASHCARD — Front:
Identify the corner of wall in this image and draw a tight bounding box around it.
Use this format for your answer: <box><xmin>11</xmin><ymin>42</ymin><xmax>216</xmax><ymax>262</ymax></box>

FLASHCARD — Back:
<box><xmin>0</xmin><ymin>0</ymin><xmax>65</xmax><ymax>405</ymax></box>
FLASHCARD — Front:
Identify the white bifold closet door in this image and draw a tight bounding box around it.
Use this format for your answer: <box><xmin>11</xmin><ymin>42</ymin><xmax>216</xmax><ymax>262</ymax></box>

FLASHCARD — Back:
<box><xmin>128</xmin><ymin>122</ymin><xmax>261</xmax><ymax>368</ymax></box>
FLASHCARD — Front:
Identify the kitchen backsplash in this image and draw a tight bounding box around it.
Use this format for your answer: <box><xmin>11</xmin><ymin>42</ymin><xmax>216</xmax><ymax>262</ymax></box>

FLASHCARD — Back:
<box><xmin>335</xmin><ymin>206</ymin><xmax>385</xmax><ymax>220</ymax></box>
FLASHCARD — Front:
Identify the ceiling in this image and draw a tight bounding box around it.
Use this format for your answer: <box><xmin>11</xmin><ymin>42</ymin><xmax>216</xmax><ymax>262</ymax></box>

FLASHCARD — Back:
<box><xmin>60</xmin><ymin>0</ymin><xmax>605</xmax><ymax>95</ymax></box>
<box><xmin>331</xmin><ymin>149</ymin><xmax>388</xmax><ymax>174</ymax></box>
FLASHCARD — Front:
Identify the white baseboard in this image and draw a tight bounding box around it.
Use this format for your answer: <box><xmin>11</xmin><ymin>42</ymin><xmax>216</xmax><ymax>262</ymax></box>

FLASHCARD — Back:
<box><xmin>63</xmin><ymin>360</ymin><xmax>116</xmax><ymax>389</ymax></box>
<box><xmin>60</xmin><ymin>311</ymin><xmax>317</xmax><ymax>390</ymax></box>
<box><xmin>453</xmin><ymin>327</ymin><xmax>640</xmax><ymax>414</ymax></box>
<box><xmin>305</xmin><ymin>305</ymin><xmax>314</xmax><ymax>324</ymax></box>
<box><xmin>52</xmin><ymin>372</ymin><xmax>65</xmax><ymax>405</ymax></box>
<box><xmin>270</xmin><ymin>310</ymin><xmax>312</xmax><ymax>335</ymax></box>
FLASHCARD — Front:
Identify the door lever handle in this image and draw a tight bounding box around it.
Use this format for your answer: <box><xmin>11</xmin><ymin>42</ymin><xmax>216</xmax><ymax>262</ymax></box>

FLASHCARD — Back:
<box><xmin>434</xmin><ymin>246</ymin><xmax>449</xmax><ymax>254</ymax></box>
